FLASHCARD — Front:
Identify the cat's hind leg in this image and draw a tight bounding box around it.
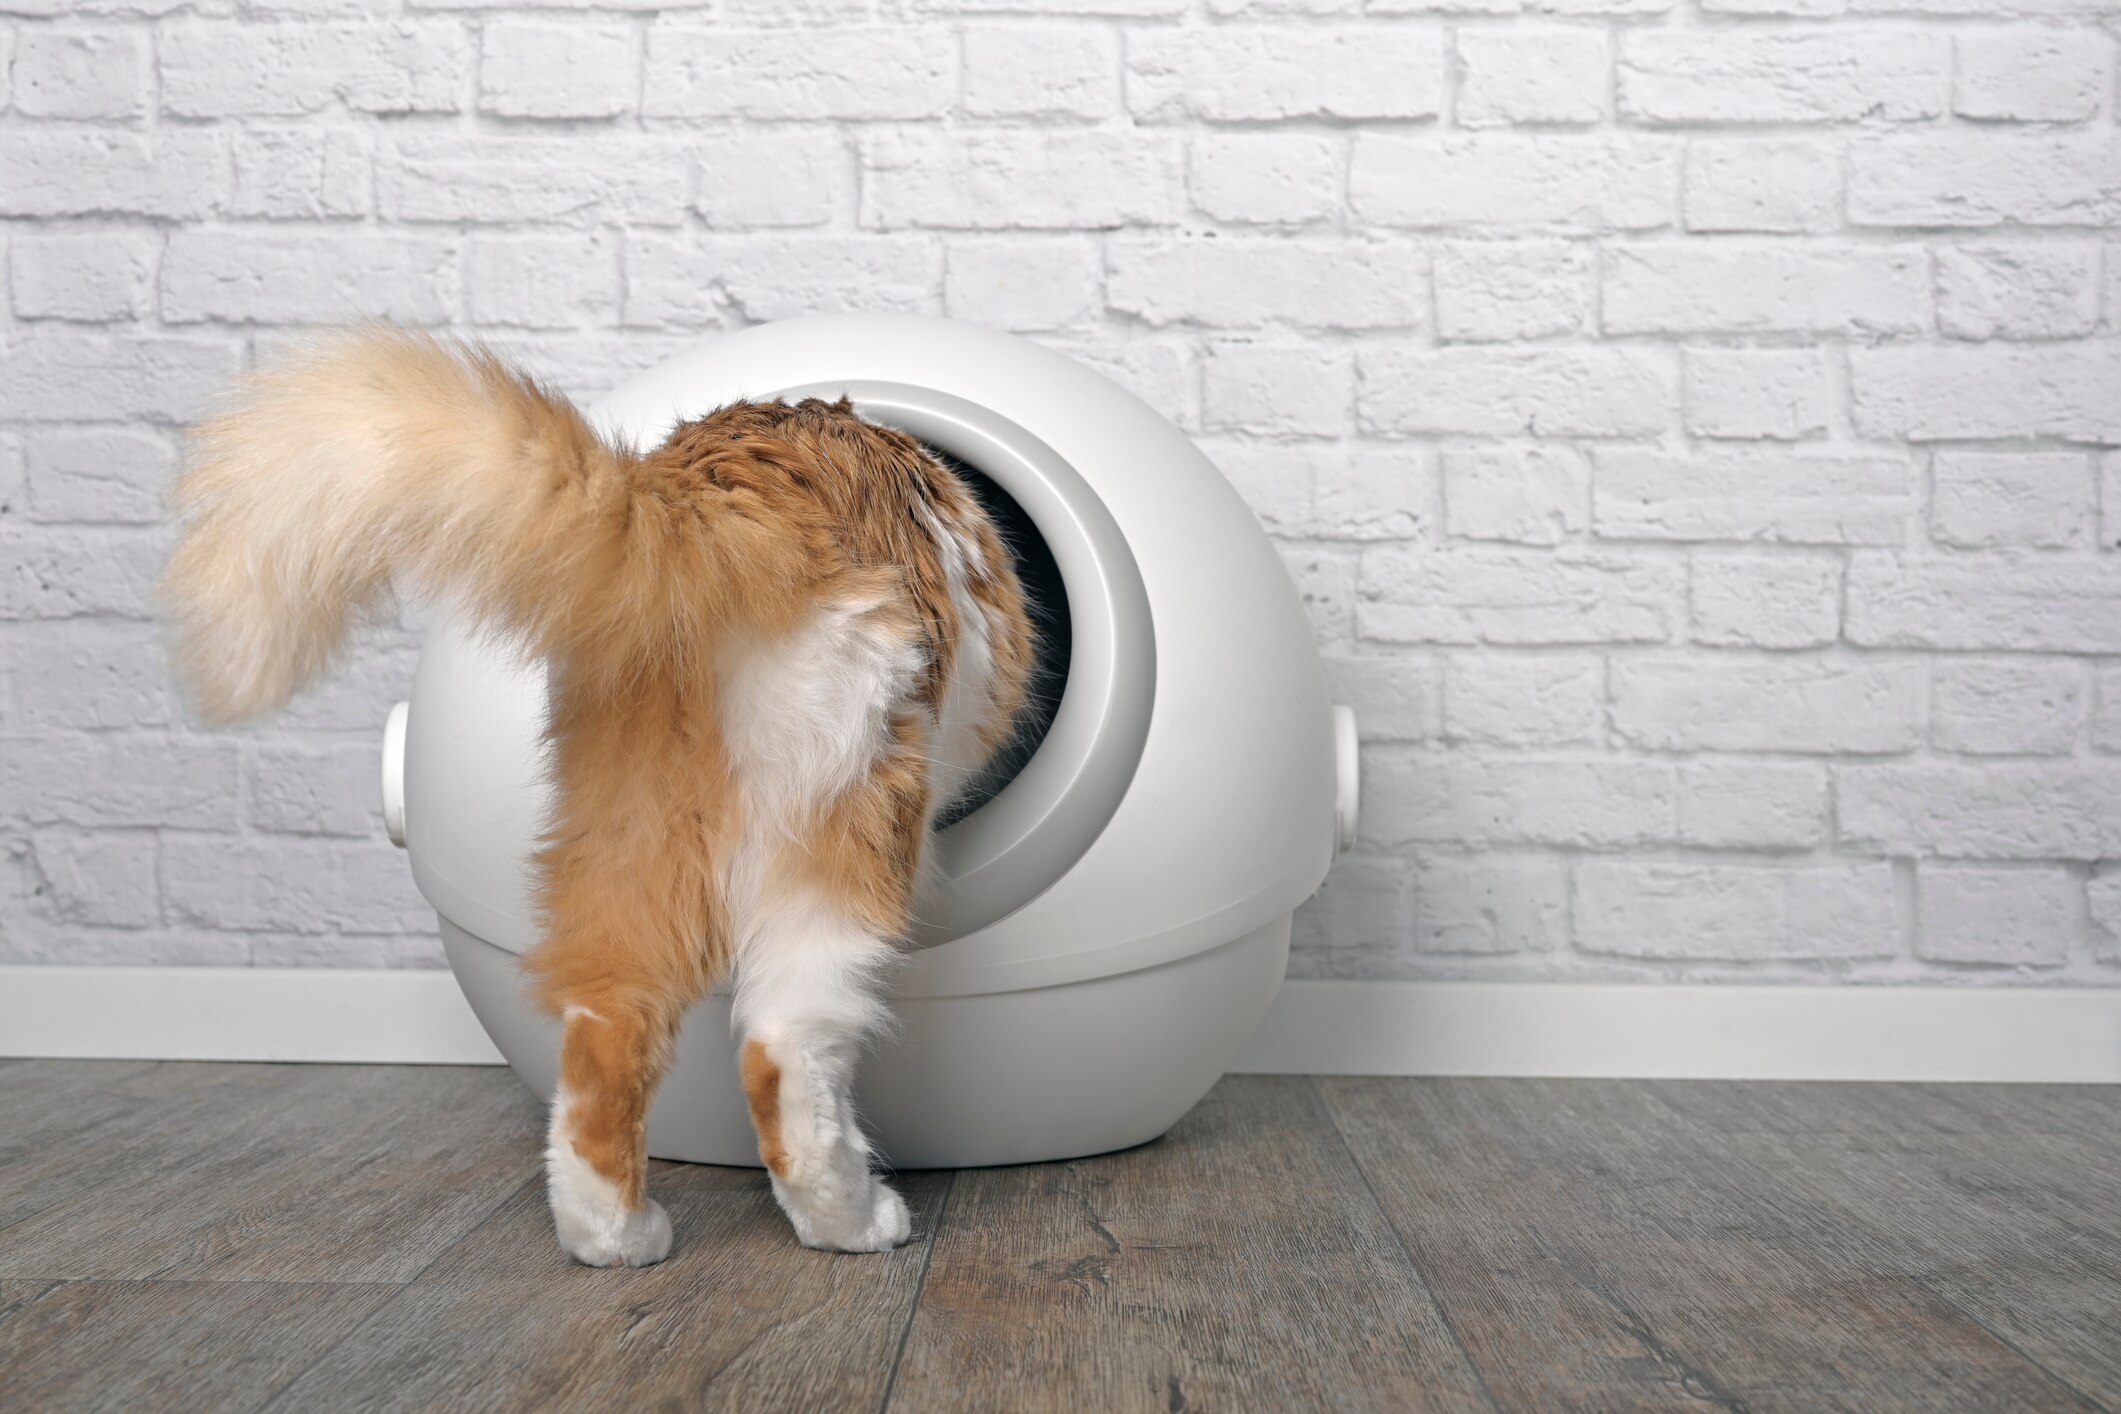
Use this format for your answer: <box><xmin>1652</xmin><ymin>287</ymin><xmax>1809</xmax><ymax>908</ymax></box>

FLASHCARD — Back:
<box><xmin>527</xmin><ymin>855</ymin><xmax>714</xmax><ymax>1269</ymax></box>
<box><xmin>732</xmin><ymin>891</ymin><xmax>911</xmax><ymax>1253</ymax></box>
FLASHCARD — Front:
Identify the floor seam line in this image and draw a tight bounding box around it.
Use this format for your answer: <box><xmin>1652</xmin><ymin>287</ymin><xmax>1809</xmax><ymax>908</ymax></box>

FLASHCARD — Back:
<box><xmin>876</xmin><ymin>1170</ymin><xmax>955</xmax><ymax>1414</ymax></box>
<box><xmin>251</xmin><ymin>1169</ymin><xmax>545</xmax><ymax>1414</ymax></box>
<box><xmin>1312</xmin><ymin>1076</ymin><xmax>1506</xmax><ymax>1414</ymax></box>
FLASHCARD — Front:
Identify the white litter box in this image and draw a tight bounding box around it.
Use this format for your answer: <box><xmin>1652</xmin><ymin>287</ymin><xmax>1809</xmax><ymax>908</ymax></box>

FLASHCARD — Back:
<box><xmin>381</xmin><ymin>314</ymin><xmax>1358</xmax><ymax>1169</ymax></box>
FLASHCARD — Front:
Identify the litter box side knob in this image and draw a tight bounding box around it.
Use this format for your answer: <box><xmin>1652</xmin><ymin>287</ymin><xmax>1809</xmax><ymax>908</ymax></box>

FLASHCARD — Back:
<box><xmin>1334</xmin><ymin>704</ymin><xmax>1359</xmax><ymax>855</ymax></box>
<box><xmin>382</xmin><ymin>700</ymin><xmax>409</xmax><ymax>849</ymax></box>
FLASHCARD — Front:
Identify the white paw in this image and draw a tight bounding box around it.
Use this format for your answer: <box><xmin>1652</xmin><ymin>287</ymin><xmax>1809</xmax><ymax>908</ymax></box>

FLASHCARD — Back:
<box><xmin>552</xmin><ymin>1194</ymin><xmax>673</xmax><ymax>1269</ymax></box>
<box><xmin>775</xmin><ymin>1172</ymin><xmax>913</xmax><ymax>1253</ymax></box>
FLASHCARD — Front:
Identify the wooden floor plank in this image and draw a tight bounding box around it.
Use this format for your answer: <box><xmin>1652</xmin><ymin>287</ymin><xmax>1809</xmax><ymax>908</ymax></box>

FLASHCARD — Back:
<box><xmin>0</xmin><ymin>1061</ymin><xmax>308</xmax><ymax>1237</ymax></box>
<box><xmin>3</xmin><ymin>1065</ymin><xmax>2113</xmax><ymax>1412</ymax></box>
<box><xmin>0</xmin><ymin>1278</ymin><xmax>397</xmax><ymax>1414</ymax></box>
<box><xmin>884</xmin><ymin>1075</ymin><xmax>1493</xmax><ymax>1414</ymax></box>
<box><xmin>0</xmin><ymin>1064</ymin><xmax>544</xmax><ymax>1284</ymax></box>
<box><xmin>265</xmin><ymin>1164</ymin><xmax>951</xmax><ymax>1414</ymax></box>
<box><xmin>1321</xmin><ymin>1078</ymin><xmax>2114</xmax><ymax>1414</ymax></box>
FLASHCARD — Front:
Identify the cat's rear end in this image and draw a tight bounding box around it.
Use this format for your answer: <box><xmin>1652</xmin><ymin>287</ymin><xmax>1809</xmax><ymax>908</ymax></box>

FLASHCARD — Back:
<box><xmin>162</xmin><ymin>329</ymin><xmax>1032</xmax><ymax>1264</ymax></box>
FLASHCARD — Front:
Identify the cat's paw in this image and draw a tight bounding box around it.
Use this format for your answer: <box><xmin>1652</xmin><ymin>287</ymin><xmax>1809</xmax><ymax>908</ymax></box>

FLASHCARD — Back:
<box><xmin>552</xmin><ymin>1194</ymin><xmax>673</xmax><ymax>1269</ymax></box>
<box><xmin>776</xmin><ymin>1173</ymin><xmax>913</xmax><ymax>1253</ymax></box>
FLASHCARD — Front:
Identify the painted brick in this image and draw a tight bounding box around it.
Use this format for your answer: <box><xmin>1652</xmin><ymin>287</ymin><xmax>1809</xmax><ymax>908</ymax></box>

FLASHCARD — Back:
<box><xmin>1837</xmin><ymin>761</ymin><xmax>2121</xmax><ymax>860</ymax></box>
<box><xmin>1851</xmin><ymin>344</ymin><xmax>2121</xmax><ymax>443</ymax></box>
<box><xmin>1677</xmin><ymin>761</ymin><xmax>1828</xmax><ymax>850</ymax></box>
<box><xmin>0</xmin><ymin>131</ymin><xmax>223</xmax><ymax>220</ymax></box>
<box><xmin>1684</xmin><ymin>348</ymin><xmax>1830</xmax><ymax>441</ymax></box>
<box><xmin>162</xmin><ymin>231</ymin><xmax>458</xmax><ymax>325</ymax></box>
<box><xmin>1441</xmin><ymin>445</ymin><xmax>1589</xmax><ymax>545</ymax></box>
<box><xmin>1290</xmin><ymin>854</ymin><xmax>1413</xmax><ymax>978</ymax></box>
<box><xmin>1456</xmin><ymin>29</ymin><xmax>1607</xmax><ymax>127</ymax></box>
<box><xmin>22</xmin><ymin>830</ymin><xmax>159</xmax><ymax>928</ymax></box>
<box><xmin>1689</xmin><ymin>551</ymin><xmax>1841</xmax><ymax>649</ymax></box>
<box><xmin>2105</xmin><ymin>452</ymin><xmax>2121</xmax><ymax>550</ymax></box>
<box><xmin>1604</xmin><ymin>244</ymin><xmax>1929</xmax><ymax>337</ymax></box>
<box><xmin>1931</xmin><ymin>452</ymin><xmax>2093</xmax><ymax>550</ymax></box>
<box><xmin>466</xmin><ymin>232</ymin><xmax>618</xmax><ymax>329</ymax></box>
<box><xmin>229</xmin><ymin>128</ymin><xmax>371</xmax><ymax>219</ymax></box>
<box><xmin>1849</xmin><ymin>133</ymin><xmax>2121</xmax><ymax>228</ymax></box>
<box><xmin>645</xmin><ymin>26</ymin><xmax>954</xmax><ymax>119</ymax></box>
<box><xmin>1933</xmin><ymin>659</ymin><xmax>2085</xmax><ymax>756</ymax></box>
<box><xmin>161</xmin><ymin>22</ymin><xmax>469</xmax><ymax>117</ymax></box>
<box><xmin>1190</xmin><ymin>133</ymin><xmax>1342</xmax><ymax>225</ymax></box>
<box><xmin>944</xmin><ymin>237</ymin><xmax>1102</xmax><ymax>330</ymax></box>
<box><xmin>3</xmin><ymin>622</ymin><xmax>172</xmax><ymax>731</ymax></box>
<box><xmin>2</xmin><ymin>734</ymin><xmax>238</xmax><ymax>830</ymax></box>
<box><xmin>249</xmin><ymin>743</ymin><xmax>384</xmax><ymax>838</ymax></box>
<box><xmin>1127</xmin><ymin>26</ymin><xmax>1442</xmax><ymax>121</ymax></box>
<box><xmin>0</xmin><ymin>333</ymin><xmax>240</xmax><ymax>421</ymax></box>
<box><xmin>1619</xmin><ymin>30</ymin><xmax>1945</xmax><ymax>123</ymax></box>
<box><xmin>1593</xmin><ymin>449</ymin><xmax>1913</xmax><ymax>545</ymax></box>
<box><xmin>1045</xmin><ymin>339</ymin><xmax>1193</xmax><ymax>420</ymax></box>
<box><xmin>963</xmin><ymin>24</ymin><xmax>1120</xmax><ymax>118</ymax></box>
<box><xmin>1367</xmin><ymin>753</ymin><xmax>1677</xmax><ymax>849</ymax></box>
<box><xmin>480</xmin><ymin>20</ymin><xmax>638</xmax><ymax>119</ymax></box>
<box><xmin>1352</xmin><ymin>134</ymin><xmax>1674</xmax><ymax>230</ymax></box>
<box><xmin>1202</xmin><ymin>343</ymin><xmax>1353</xmax><ymax>438</ymax></box>
<box><xmin>864</xmin><ymin>130</ymin><xmax>1183</xmax><ymax>230</ymax></box>
<box><xmin>21</xmin><ymin>426</ymin><xmax>174</xmax><ymax>524</ymax></box>
<box><xmin>5</xmin><ymin>1</ymin><xmax>2118</xmax><ymax>986</ymax></box>
<box><xmin>1281</xmin><ymin>543</ymin><xmax>1359</xmax><ymax>645</ymax></box>
<box><xmin>2095</xmin><ymin>667</ymin><xmax>2121</xmax><ymax>754</ymax></box>
<box><xmin>161</xmin><ymin>835</ymin><xmax>431</xmax><ymax>936</ymax></box>
<box><xmin>1684</xmin><ymin>139</ymin><xmax>1842</xmax><ymax>234</ymax></box>
<box><xmin>379</xmin><ymin>135</ymin><xmax>690</xmax><ymax>226</ymax></box>
<box><xmin>1324</xmin><ymin>655</ymin><xmax>1442</xmax><ymax>742</ymax></box>
<box><xmin>1214</xmin><ymin>442</ymin><xmax>1432</xmax><ymax>542</ymax></box>
<box><xmin>1917</xmin><ymin>865</ymin><xmax>2074</xmax><ymax>966</ymax></box>
<box><xmin>626</xmin><ymin>233</ymin><xmax>940</xmax><ymax>326</ymax></box>
<box><xmin>1110</xmin><ymin>237</ymin><xmax>1424</xmax><ymax>329</ymax></box>
<box><xmin>1577</xmin><ymin>862</ymin><xmax>1896</xmax><ymax>961</ymax></box>
<box><xmin>0</xmin><ymin>525</ymin><xmax>164</xmax><ymax>620</ymax></box>
<box><xmin>909</xmin><ymin>0</ymin><xmax>1187</xmax><ymax>12</ymax></box>
<box><xmin>1359</xmin><ymin>347</ymin><xmax>1669</xmax><ymax>437</ymax></box>
<box><xmin>1444</xmin><ymin>653</ymin><xmax>1604</xmax><ymax>747</ymax></box>
<box><xmin>696</xmin><ymin>130</ymin><xmax>844</xmax><ymax>228</ymax></box>
<box><xmin>10</xmin><ymin>233</ymin><xmax>156</xmax><ymax>322</ymax></box>
<box><xmin>1954</xmin><ymin>29</ymin><xmax>2108</xmax><ymax>121</ymax></box>
<box><xmin>2091</xmin><ymin>868</ymin><xmax>2121</xmax><ymax>965</ymax></box>
<box><xmin>1359</xmin><ymin>548</ymin><xmax>1683</xmax><ymax>645</ymax></box>
<box><xmin>13</xmin><ymin>28</ymin><xmax>147</xmax><ymax>120</ymax></box>
<box><xmin>1848</xmin><ymin>555</ymin><xmax>2121</xmax><ymax>653</ymax></box>
<box><xmin>1433</xmin><ymin>242</ymin><xmax>1593</xmax><ymax>342</ymax></box>
<box><xmin>1412</xmin><ymin>856</ymin><xmax>1569</xmax><ymax>954</ymax></box>
<box><xmin>1612</xmin><ymin>655</ymin><xmax>1923</xmax><ymax>755</ymax></box>
<box><xmin>1936</xmin><ymin>245</ymin><xmax>2100</xmax><ymax>342</ymax></box>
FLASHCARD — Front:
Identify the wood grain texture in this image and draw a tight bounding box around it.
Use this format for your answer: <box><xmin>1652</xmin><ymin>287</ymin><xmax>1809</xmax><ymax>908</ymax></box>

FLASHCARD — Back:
<box><xmin>1</xmin><ymin>1064</ymin><xmax>2114</xmax><ymax>1413</ymax></box>
<box><xmin>885</xmin><ymin>1074</ymin><xmax>1493</xmax><ymax>1414</ymax></box>
<box><xmin>268</xmin><ymin>1162</ymin><xmax>951</xmax><ymax>1414</ymax></box>
<box><xmin>0</xmin><ymin>1062</ymin><xmax>543</xmax><ymax>1283</ymax></box>
<box><xmin>0</xmin><ymin>1278</ymin><xmax>396</xmax><ymax>1413</ymax></box>
<box><xmin>1320</xmin><ymin>1077</ymin><xmax>2119</xmax><ymax>1414</ymax></box>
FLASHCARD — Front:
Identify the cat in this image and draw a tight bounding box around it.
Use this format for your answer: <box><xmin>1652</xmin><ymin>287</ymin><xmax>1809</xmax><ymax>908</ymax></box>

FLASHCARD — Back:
<box><xmin>160</xmin><ymin>326</ymin><xmax>1032</xmax><ymax>1267</ymax></box>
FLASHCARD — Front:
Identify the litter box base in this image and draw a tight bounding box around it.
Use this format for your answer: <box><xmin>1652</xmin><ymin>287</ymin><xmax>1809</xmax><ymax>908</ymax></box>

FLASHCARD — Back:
<box><xmin>442</xmin><ymin>916</ymin><xmax>1290</xmax><ymax>1170</ymax></box>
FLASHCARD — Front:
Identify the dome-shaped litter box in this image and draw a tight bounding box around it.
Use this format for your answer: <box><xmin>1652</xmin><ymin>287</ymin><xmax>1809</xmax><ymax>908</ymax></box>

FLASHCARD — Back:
<box><xmin>382</xmin><ymin>314</ymin><xmax>1358</xmax><ymax>1169</ymax></box>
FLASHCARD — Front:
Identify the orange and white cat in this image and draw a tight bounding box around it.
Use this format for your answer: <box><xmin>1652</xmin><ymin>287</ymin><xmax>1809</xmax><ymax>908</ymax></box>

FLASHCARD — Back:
<box><xmin>161</xmin><ymin>327</ymin><xmax>1032</xmax><ymax>1266</ymax></box>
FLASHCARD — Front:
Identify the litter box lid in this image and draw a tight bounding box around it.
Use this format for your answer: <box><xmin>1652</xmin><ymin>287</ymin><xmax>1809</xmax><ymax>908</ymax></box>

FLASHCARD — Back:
<box><xmin>401</xmin><ymin>316</ymin><xmax>1336</xmax><ymax>986</ymax></box>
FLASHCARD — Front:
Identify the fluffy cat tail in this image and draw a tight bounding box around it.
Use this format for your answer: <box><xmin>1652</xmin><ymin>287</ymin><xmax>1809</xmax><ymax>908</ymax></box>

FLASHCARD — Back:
<box><xmin>162</xmin><ymin>325</ymin><xmax>758</xmax><ymax>723</ymax></box>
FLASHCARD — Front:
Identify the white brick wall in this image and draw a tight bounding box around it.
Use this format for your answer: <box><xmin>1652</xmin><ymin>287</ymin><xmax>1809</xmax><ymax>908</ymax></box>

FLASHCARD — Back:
<box><xmin>0</xmin><ymin>1</ymin><xmax>2115</xmax><ymax>990</ymax></box>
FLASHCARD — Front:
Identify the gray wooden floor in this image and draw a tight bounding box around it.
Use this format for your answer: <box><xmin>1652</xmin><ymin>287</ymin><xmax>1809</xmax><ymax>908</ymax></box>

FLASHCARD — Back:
<box><xmin>1</xmin><ymin>1059</ymin><xmax>2115</xmax><ymax>1413</ymax></box>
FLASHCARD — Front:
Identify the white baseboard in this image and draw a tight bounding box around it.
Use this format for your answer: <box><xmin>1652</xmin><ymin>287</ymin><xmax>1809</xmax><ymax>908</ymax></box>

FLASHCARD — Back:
<box><xmin>2</xmin><ymin>967</ymin><xmax>2116</xmax><ymax>1082</ymax></box>
<box><xmin>1229</xmin><ymin>979</ymin><xmax>2121</xmax><ymax>1083</ymax></box>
